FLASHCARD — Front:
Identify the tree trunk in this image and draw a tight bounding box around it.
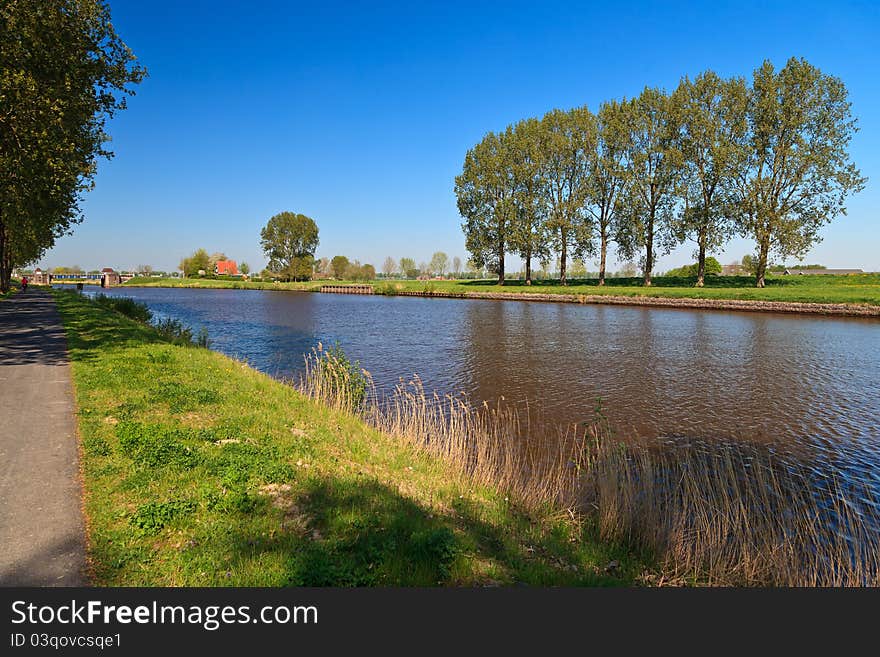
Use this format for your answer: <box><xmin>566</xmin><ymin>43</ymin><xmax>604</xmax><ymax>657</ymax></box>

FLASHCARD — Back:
<box><xmin>695</xmin><ymin>228</ymin><xmax>706</xmax><ymax>288</ymax></box>
<box><xmin>524</xmin><ymin>253</ymin><xmax>532</xmax><ymax>286</ymax></box>
<box><xmin>559</xmin><ymin>231</ymin><xmax>568</xmax><ymax>286</ymax></box>
<box><xmin>643</xmin><ymin>220</ymin><xmax>654</xmax><ymax>287</ymax></box>
<box><xmin>0</xmin><ymin>215</ymin><xmax>10</xmax><ymax>294</ymax></box>
<box><xmin>497</xmin><ymin>247</ymin><xmax>505</xmax><ymax>286</ymax></box>
<box><xmin>598</xmin><ymin>227</ymin><xmax>607</xmax><ymax>286</ymax></box>
<box><xmin>755</xmin><ymin>237</ymin><xmax>770</xmax><ymax>288</ymax></box>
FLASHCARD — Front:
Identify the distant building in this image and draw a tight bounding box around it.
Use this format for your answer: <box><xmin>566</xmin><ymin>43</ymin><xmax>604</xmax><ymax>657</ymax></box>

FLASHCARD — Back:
<box><xmin>215</xmin><ymin>260</ymin><xmax>239</xmax><ymax>276</ymax></box>
<box><xmin>721</xmin><ymin>264</ymin><xmax>747</xmax><ymax>276</ymax></box>
<box><xmin>100</xmin><ymin>267</ymin><xmax>121</xmax><ymax>287</ymax></box>
<box><xmin>31</xmin><ymin>268</ymin><xmax>51</xmax><ymax>285</ymax></box>
<box><xmin>781</xmin><ymin>268</ymin><xmax>863</xmax><ymax>276</ymax></box>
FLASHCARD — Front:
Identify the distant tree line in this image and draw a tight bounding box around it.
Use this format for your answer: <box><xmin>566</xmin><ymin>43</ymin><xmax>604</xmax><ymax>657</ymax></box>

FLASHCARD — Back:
<box><xmin>374</xmin><ymin>252</ymin><xmax>466</xmax><ymax>279</ymax></box>
<box><xmin>455</xmin><ymin>58</ymin><xmax>865</xmax><ymax>288</ymax></box>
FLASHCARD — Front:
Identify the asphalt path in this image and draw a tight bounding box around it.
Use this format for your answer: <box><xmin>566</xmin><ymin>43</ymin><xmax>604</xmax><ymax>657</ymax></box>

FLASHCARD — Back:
<box><xmin>0</xmin><ymin>289</ymin><xmax>86</xmax><ymax>586</ymax></box>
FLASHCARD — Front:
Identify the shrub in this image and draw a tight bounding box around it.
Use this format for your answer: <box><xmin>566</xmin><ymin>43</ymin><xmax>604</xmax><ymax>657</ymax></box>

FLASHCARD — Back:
<box><xmin>94</xmin><ymin>293</ymin><xmax>152</xmax><ymax>323</ymax></box>
<box><xmin>153</xmin><ymin>317</ymin><xmax>209</xmax><ymax>348</ymax></box>
<box><xmin>377</xmin><ymin>282</ymin><xmax>399</xmax><ymax>296</ymax></box>
<box><xmin>302</xmin><ymin>343</ymin><xmax>370</xmax><ymax>412</ymax></box>
<box><xmin>664</xmin><ymin>257</ymin><xmax>722</xmax><ymax>278</ymax></box>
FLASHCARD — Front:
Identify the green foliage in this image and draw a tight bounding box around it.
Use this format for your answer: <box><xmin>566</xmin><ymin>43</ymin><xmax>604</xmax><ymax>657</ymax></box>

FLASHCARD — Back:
<box><xmin>330</xmin><ymin>255</ymin><xmax>350</xmax><ymax>279</ymax></box>
<box><xmin>615</xmin><ymin>88</ymin><xmax>681</xmax><ymax>285</ymax></box>
<box><xmin>204</xmin><ymin>487</ymin><xmax>259</xmax><ymax>514</ymax></box>
<box><xmin>731</xmin><ymin>58</ymin><xmax>866</xmax><ymax>286</ymax></box>
<box><xmin>588</xmin><ymin>100</ymin><xmax>630</xmax><ymax>282</ymax></box>
<box><xmin>769</xmin><ymin>263</ymin><xmax>826</xmax><ymax>272</ymax></box>
<box><xmin>346</xmin><ymin>261</ymin><xmax>376</xmax><ymax>281</ymax></box>
<box><xmin>671</xmin><ymin>71</ymin><xmax>747</xmax><ymax>283</ymax></box>
<box><xmin>376</xmin><ymin>281</ymin><xmax>399</xmax><ymax>295</ymax></box>
<box><xmin>428</xmin><ymin>251</ymin><xmax>449</xmax><ymax>277</ymax></box>
<box><xmin>455</xmin><ymin>58</ymin><xmax>864</xmax><ymax>291</ymax></box>
<box><xmin>153</xmin><ymin>317</ymin><xmax>209</xmax><ymax>347</ymax></box>
<box><xmin>180</xmin><ymin>248</ymin><xmax>210</xmax><ymax>277</ymax></box>
<box><xmin>261</xmin><ymin>211</ymin><xmax>320</xmax><ymax>281</ymax></box>
<box><xmin>93</xmin><ymin>294</ymin><xmax>152</xmax><ymax>323</ymax></box>
<box><xmin>665</xmin><ymin>257</ymin><xmax>722</xmax><ymax>277</ymax></box>
<box><xmin>399</xmin><ymin>257</ymin><xmax>418</xmax><ymax>279</ymax></box>
<box><xmin>506</xmin><ymin>118</ymin><xmax>549</xmax><ymax>283</ymax></box>
<box><xmin>539</xmin><ymin>107</ymin><xmax>597</xmax><ymax>285</ymax></box>
<box><xmin>316</xmin><ymin>343</ymin><xmax>369</xmax><ymax>409</ymax></box>
<box><xmin>456</xmin><ymin>131</ymin><xmax>516</xmax><ymax>284</ymax></box>
<box><xmin>0</xmin><ymin>0</ymin><xmax>146</xmax><ymax>292</ymax></box>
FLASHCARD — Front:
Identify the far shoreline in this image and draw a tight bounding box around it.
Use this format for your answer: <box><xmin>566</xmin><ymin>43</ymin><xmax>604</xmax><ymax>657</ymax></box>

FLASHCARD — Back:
<box><xmin>90</xmin><ymin>275</ymin><xmax>880</xmax><ymax>319</ymax></box>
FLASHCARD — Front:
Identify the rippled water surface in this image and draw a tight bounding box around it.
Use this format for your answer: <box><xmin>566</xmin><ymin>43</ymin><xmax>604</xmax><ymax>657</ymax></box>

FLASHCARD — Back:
<box><xmin>74</xmin><ymin>286</ymin><xmax>880</xmax><ymax>478</ymax></box>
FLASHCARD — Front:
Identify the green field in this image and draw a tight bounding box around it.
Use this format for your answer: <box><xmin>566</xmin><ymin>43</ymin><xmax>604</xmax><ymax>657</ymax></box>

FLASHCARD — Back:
<box><xmin>52</xmin><ymin>289</ymin><xmax>638</xmax><ymax>586</ymax></box>
<box><xmin>124</xmin><ymin>273</ymin><xmax>880</xmax><ymax>306</ymax></box>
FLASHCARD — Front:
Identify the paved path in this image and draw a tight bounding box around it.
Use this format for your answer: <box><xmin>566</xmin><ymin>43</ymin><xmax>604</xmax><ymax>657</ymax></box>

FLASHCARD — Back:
<box><xmin>0</xmin><ymin>289</ymin><xmax>86</xmax><ymax>586</ymax></box>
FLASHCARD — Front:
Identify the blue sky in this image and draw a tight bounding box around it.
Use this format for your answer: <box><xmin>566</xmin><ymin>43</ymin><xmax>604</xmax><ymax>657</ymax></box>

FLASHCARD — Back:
<box><xmin>39</xmin><ymin>0</ymin><xmax>880</xmax><ymax>273</ymax></box>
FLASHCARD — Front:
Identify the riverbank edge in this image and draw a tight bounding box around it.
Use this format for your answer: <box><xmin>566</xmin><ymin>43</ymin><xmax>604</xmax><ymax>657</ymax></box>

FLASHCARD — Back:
<box><xmin>49</xmin><ymin>288</ymin><xmax>641</xmax><ymax>586</ymax></box>
<box><xmin>116</xmin><ymin>278</ymin><xmax>880</xmax><ymax>317</ymax></box>
<box><xmin>391</xmin><ymin>290</ymin><xmax>880</xmax><ymax>317</ymax></box>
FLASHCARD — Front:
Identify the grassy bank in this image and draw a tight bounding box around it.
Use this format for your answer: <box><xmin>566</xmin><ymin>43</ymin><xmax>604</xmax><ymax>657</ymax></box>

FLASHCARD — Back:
<box><xmin>124</xmin><ymin>273</ymin><xmax>880</xmax><ymax>306</ymax></box>
<box><xmin>53</xmin><ymin>289</ymin><xmax>880</xmax><ymax>585</ymax></box>
<box><xmin>52</xmin><ymin>289</ymin><xmax>636</xmax><ymax>586</ymax></box>
<box><xmin>123</xmin><ymin>276</ymin><xmax>317</xmax><ymax>291</ymax></box>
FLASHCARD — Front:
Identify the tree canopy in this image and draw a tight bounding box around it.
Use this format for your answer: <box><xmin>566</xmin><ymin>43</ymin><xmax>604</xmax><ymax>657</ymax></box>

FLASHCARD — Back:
<box><xmin>260</xmin><ymin>211</ymin><xmax>320</xmax><ymax>281</ymax></box>
<box><xmin>0</xmin><ymin>0</ymin><xmax>146</xmax><ymax>291</ymax></box>
<box><xmin>455</xmin><ymin>59</ymin><xmax>864</xmax><ymax>288</ymax></box>
<box><xmin>429</xmin><ymin>251</ymin><xmax>449</xmax><ymax>277</ymax></box>
<box><xmin>456</xmin><ymin>131</ymin><xmax>515</xmax><ymax>285</ymax></box>
<box><xmin>330</xmin><ymin>255</ymin><xmax>350</xmax><ymax>279</ymax></box>
<box><xmin>179</xmin><ymin>248</ymin><xmax>210</xmax><ymax>277</ymax></box>
<box><xmin>731</xmin><ymin>58</ymin><xmax>866</xmax><ymax>287</ymax></box>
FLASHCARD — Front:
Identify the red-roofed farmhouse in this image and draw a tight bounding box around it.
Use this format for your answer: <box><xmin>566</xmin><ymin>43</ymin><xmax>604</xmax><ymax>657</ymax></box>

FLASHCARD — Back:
<box><xmin>215</xmin><ymin>260</ymin><xmax>239</xmax><ymax>276</ymax></box>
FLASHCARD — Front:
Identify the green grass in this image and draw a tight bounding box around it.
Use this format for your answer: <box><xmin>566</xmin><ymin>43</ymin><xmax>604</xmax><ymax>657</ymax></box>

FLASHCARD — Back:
<box><xmin>123</xmin><ymin>276</ymin><xmax>316</xmax><ymax>291</ymax></box>
<box><xmin>52</xmin><ymin>288</ymin><xmax>640</xmax><ymax>586</ymax></box>
<box><xmin>125</xmin><ymin>273</ymin><xmax>880</xmax><ymax>305</ymax></box>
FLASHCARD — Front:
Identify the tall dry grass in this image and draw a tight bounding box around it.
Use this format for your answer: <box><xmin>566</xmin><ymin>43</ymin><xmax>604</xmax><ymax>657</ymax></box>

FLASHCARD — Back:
<box><xmin>300</xmin><ymin>346</ymin><xmax>880</xmax><ymax>586</ymax></box>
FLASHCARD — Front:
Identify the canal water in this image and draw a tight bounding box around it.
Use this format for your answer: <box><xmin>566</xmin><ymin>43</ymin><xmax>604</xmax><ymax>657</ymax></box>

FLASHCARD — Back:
<box><xmin>69</xmin><ymin>286</ymin><xmax>880</xmax><ymax>487</ymax></box>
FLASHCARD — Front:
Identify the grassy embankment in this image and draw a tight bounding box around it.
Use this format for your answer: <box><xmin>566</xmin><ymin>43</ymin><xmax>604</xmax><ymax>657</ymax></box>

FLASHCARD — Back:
<box><xmin>124</xmin><ymin>273</ymin><xmax>880</xmax><ymax>306</ymax></box>
<box><xmin>52</xmin><ymin>289</ymin><xmax>637</xmax><ymax>586</ymax></box>
<box><xmin>55</xmin><ymin>289</ymin><xmax>880</xmax><ymax>586</ymax></box>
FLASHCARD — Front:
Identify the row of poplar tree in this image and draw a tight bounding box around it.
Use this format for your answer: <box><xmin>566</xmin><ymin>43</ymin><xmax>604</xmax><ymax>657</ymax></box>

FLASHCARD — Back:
<box><xmin>454</xmin><ymin>57</ymin><xmax>865</xmax><ymax>288</ymax></box>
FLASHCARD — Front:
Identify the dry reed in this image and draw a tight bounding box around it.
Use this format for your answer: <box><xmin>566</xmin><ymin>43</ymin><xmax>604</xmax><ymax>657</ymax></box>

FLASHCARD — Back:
<box><xmin>299</xmin><ymin>347</ymin><xmax>880</xmax><ymax>586</ymax></box>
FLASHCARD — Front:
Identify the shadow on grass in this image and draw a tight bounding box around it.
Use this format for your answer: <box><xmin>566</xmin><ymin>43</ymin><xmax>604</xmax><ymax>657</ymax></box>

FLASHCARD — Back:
<box><xmin>220</xmin><ymin>477</ymin><xmax>632</xmax><ymax>586</ymax></box>
<box><xmin>53</xmin><ymin>289</ymin><xmax>179</xmax><ymax>362</ymax></box>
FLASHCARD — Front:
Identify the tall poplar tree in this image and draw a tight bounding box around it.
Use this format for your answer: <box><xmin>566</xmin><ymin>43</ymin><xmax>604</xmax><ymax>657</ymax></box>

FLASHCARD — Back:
<box><xmin>617</xmin><ymin>89</ymin><xmax>681</xmax><ymax>286</ymax></box>
<box><xmin>672</xmin><ymin>71</ymin><xmax>748</xmax><ymax>286</ymax></box>
<box><xmin>538</xmin><ymin>107</ymin><xmax>596</xmax><ymax>286</ymax></box>
<box><xmin>508</xmin><ymin>119</ymin><xmax>549</xmax><ymax>285</ymax></box>
<box><xmin>732</xmin><ymin>58</ymin><xmax>865</xmax><ymax>287</ymax></box>
<box><xmin>586</xmin><ymin>100</ymin><xmax>629</xmax><ymax>286</ymax></box>
<box><xmin>456</xmin><ymin>131</ymin><xmax>516</xmax><ymax>285</ymax></box>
